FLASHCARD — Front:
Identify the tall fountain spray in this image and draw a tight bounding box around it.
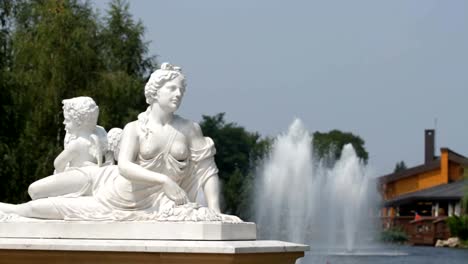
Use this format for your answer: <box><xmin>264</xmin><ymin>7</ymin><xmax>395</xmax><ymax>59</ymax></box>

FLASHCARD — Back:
<box><xmin>255</xmin><ymin>119</ymin><xmax>379</xmax><ymax>252</ymax></box>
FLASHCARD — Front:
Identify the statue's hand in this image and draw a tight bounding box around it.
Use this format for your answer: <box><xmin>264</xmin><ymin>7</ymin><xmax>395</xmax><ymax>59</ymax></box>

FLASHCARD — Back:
<box><xmin>162</xmin><ymin>177</ymin><xmax>189</xmax><ymax>205</ymax></box>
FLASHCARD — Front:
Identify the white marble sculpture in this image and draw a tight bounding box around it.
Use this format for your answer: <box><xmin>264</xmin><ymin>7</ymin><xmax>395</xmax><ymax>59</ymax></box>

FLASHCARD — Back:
<box><xmin>0</xmin><ymin>63</ymin><xmax>239</xmax><ymax>222</ymax></box>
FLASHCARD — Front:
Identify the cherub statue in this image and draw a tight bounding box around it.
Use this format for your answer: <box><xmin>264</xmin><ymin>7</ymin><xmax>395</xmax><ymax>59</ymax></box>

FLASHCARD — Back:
<box><xmin>29</xmin><ymin>96</ymin><xmax>108</xmax><ymax>200</ymax></box>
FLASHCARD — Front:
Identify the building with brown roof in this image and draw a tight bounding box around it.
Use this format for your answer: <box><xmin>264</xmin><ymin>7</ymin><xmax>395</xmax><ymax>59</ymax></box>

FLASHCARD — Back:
<box><xmin>378</xmin><ymin>130</ymin><xmax>467</xmax><ymax>244</ymax></box>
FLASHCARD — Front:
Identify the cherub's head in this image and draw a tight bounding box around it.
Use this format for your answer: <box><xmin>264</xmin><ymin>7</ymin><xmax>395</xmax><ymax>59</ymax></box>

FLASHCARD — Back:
<box><xmin>62</xmin><ymin>96</ymin><xmax>99</xmax><ymax>134</ymax></box>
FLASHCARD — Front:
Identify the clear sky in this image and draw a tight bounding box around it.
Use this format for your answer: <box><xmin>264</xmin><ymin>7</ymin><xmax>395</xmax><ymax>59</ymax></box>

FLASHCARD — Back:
<box><xmin>94</xmin><ymin>0</ymin><xmax>468</xmax><ymax>176</ymax></box>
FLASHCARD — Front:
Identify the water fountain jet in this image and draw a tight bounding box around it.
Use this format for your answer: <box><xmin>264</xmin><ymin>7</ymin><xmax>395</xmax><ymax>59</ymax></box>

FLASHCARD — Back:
<box><xmin>255</xmin><ymin>119</ymin><xmax>379</xmax><ymax>253</ymax></box>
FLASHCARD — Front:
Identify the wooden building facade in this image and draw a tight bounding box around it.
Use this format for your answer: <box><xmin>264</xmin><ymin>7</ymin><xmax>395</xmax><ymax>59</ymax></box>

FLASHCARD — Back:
<box><xmin>378</xmin><ymin>130</ymin><xmax>467</xmax><ymax>245</ymax></box>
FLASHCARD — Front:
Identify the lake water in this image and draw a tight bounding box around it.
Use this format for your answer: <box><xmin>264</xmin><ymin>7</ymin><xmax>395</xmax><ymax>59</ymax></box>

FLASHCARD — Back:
<box><xmin>302</xmin><ymin>246</ymin><xmax>468</xmax><ymax>264</ymax></box>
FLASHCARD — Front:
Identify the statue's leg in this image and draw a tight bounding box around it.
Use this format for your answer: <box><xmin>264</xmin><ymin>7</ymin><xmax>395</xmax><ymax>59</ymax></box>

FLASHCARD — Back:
<box><xmin>28</xmin><ymin>169</ymin><xmax>90</xmax><ymax>200</ymax></box>
<box><xmin>0</xmin><ymin>199</ymin><xmax>62</xmax><ymax>219</ymax></box>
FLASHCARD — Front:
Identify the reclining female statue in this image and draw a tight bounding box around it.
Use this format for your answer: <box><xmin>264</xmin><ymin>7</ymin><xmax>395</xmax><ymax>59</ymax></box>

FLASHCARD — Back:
<box><xmin>0</xmin><ymin>63</ymin><xmax>235</xmax><ymax>222</ymax></box>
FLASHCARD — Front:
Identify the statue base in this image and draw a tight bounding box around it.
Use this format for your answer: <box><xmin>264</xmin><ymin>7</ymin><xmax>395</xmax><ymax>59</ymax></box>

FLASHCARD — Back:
<box><xmin>0</xmin><ymin>221</ymin><xmax>256</xmax><ymax>240</ymax></box>
<box><xmin>0</xmin><ymin>238</ymin><xmax>308</xmax><ymax>264</ymax></box>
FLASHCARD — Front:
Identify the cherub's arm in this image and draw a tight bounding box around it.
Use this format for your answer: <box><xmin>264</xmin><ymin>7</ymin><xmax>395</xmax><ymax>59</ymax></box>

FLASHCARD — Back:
<box><xmin>53</xmin><ymin>141</ymin><xmax>80</xmax><ymax>173</ymax></box>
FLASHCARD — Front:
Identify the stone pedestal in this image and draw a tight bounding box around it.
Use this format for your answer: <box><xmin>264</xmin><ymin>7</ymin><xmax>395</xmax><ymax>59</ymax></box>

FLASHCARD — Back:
<box><xmin>0</xmin><ymin>221</ymin><xmax>256</xmax><ymax>240</ymax></box>
<box><xmin>0</xmin><ymin>221</ymin><xmax>308</xmax><ymax>263</ymax></box>
<box><xmin>0</xmin><ymin>238</ymin><xmax>308</xmax><ymax>264</ymax></box>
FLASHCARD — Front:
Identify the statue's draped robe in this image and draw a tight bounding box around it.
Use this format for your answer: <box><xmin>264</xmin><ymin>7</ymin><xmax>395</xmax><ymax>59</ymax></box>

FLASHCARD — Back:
<box><xmin>49</xmin><ymin>126</ymin><xmax>221</xmax><ymax>221</ymax></box>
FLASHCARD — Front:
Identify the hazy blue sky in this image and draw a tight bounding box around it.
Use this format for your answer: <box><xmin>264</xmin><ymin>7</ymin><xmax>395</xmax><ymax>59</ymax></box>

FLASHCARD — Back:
<box><xmin>95</xmin><ymin>0</ymin><xmax>468</xmax><ymax>176</ymax></box>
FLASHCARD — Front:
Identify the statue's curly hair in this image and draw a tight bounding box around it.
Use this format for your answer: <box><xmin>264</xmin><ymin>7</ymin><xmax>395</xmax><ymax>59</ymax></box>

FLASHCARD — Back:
<box><xmin>62</xmin><ymin>97</ymin><xmax>106</xmax><ymax>166</ymax></box>
<box><xmin>144</xmin><ymin>62</ymin><xmax>186</xmax><ymax>105</ymax></box>
<box><xmin>62</xmin><ymin>96</ymin><xmax>99</xmax><ymax>128</ymax></box>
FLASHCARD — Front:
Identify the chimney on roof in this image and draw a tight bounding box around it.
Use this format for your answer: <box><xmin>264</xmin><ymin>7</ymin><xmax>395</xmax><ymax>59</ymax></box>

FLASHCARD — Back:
<box><xmin>425</xmin><ymin>129</ymin><xmax>435</xmax><ymax>164</ymax></box>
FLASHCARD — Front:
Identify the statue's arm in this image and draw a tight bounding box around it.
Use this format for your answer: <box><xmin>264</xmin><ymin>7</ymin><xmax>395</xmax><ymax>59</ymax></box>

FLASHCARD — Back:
<box><xmin>118</xmin><ymin>122</ymin><xmax>188</xmax><ymax>205</ymax></box>
<box><xmin>53</xmin><ymin>140</ymin><xmax>80</xmax><ymax>173</ymax></box>
<box><xmin>117</xmin><ymin>122</ymin><xmax>167</xmax><ymax>184</ymax></box>
<box><xmin>189</xmin><ymin>122</ymin><xmax>221</xmax><ymax>213</ymax></box>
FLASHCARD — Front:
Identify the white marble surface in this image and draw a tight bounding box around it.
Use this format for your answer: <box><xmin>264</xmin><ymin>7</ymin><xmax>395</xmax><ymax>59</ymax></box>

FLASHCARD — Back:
<box><xmin>0</xmin><ymin>221</ymin><xmax>256</xmax><ymax>240</ymax></box>
<box><xmin>0</xmin><ymin>238</ymin><xmax>309</xmax><ymax>254</ymax></box>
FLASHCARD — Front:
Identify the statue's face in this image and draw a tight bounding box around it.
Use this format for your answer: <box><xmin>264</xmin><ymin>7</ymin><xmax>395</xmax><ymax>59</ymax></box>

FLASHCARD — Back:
<box><xmin>156</xmin><ymin>75</ymin><xmax>186</xmax><ymax>113</ymax></box>
<box><xmin>63</xmin><ymin>113</ymin><xmax>79</xmax><ymax>134</ymax></box>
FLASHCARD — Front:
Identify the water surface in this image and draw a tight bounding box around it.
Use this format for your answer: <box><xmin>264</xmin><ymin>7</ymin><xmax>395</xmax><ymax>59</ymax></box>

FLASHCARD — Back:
<box><xmin>302</xmin><ymin>246</ymin><xmax>468</xmax><ymax>264</ymax></box>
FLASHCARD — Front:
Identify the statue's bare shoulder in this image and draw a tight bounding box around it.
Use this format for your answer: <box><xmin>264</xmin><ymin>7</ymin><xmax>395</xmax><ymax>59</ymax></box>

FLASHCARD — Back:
<box><xmin>123</xmin><ymin>120</ymin><xmax>138</xmax><ymax>131</ymax></box>
<box><xmin>174</xmin><ymin>115</ymin><xmax>205</xmax><ymax>149</ymax></box>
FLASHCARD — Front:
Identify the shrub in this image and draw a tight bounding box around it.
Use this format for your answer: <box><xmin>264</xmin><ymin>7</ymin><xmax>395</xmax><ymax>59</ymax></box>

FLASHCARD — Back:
<box><xmin>447</xmin><ymin>215</ymin><xmax>468</xmax><ymax>240</ymax></box>
<box><xmin>380</xmin><ymin>227</ymin><xmax>408</xmax><ymax>243</ymax></box>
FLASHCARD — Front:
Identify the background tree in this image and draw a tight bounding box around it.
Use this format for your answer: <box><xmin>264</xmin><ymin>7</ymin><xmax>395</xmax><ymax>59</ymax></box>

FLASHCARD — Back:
<box><xmin>92</xmin><ymin>0</ymin><xmax>156</xmax><ymax>128</ymax></box>
<box><xmin>0</xmin><ymin>0</ymin><xmax>155</xmax><ymax>203</ymax></box>
<box><xmin>0</xmin><ymin>0</ymin><xmax>15</xmax><ymax>137</ymax></box>
<box><xmin>0</xmin><ymin>0</ymin><xmax>21</xmax><ymax>203</ymax></box>
<box><xmin>199</xmin><ymin>113</ymin><xmax>270</xmax><ymax>219</ymax></box>
<box><xmin>7</xmin><ymin>0</ymin><xmax>104</xmax><ymax>202</ymax></box>
<box><xmin>393</xmin><ymin>161</ymin><xmax>407</xmax><ymax>173</ymax></box>
<box><xmin>312</xmin><ymin>129</ymin><xmax>369</xmax><ymax>164</ymax></box>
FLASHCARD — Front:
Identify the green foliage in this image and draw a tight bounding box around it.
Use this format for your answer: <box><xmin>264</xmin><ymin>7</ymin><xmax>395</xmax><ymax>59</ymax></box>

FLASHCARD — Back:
<box><xmin>312</xmin><ymin>129</ymin><xmax>369</xmax><ymax>164</ymax></box>
<box><xmin>100</xmin><ymin>0</ymin><xmax>154</xmax><ymax>77</ymax></box>
<box><xmin>447</xmin><ymin>215</ymin><xmax>468</xmax><ymax>240</ymax></box>
<box><xmin>93</xmin><ymin>0</ymin><xmax>156</xmax><ymax>128</ymax></box>
<box><xmin>0</xmin><ymin>0</ymin><xmax>155</xmax><ymax>203</ymax></box>
<box><xmin>0</xmin><ymin>0</ymin><xmax>28</xmax><ymax>203</ymax></box>
<box><xmin>199</xmin><ymin>113</ymin><xmax>271</xmax><ymax>219</ymax></box>
<box><xmin>380</xmin><ymin>227</ymin><xmax>408</xmax><ymax>244</ymax></box>
<box><xmin>394</xmin><ymin>161</ymin><xmax>407</xmax><ymax>173</ymax></box>
<box><xmin>10</xmin><ymin>1</ymin><xmax>101</xmax><ymax>194</ymax></box>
